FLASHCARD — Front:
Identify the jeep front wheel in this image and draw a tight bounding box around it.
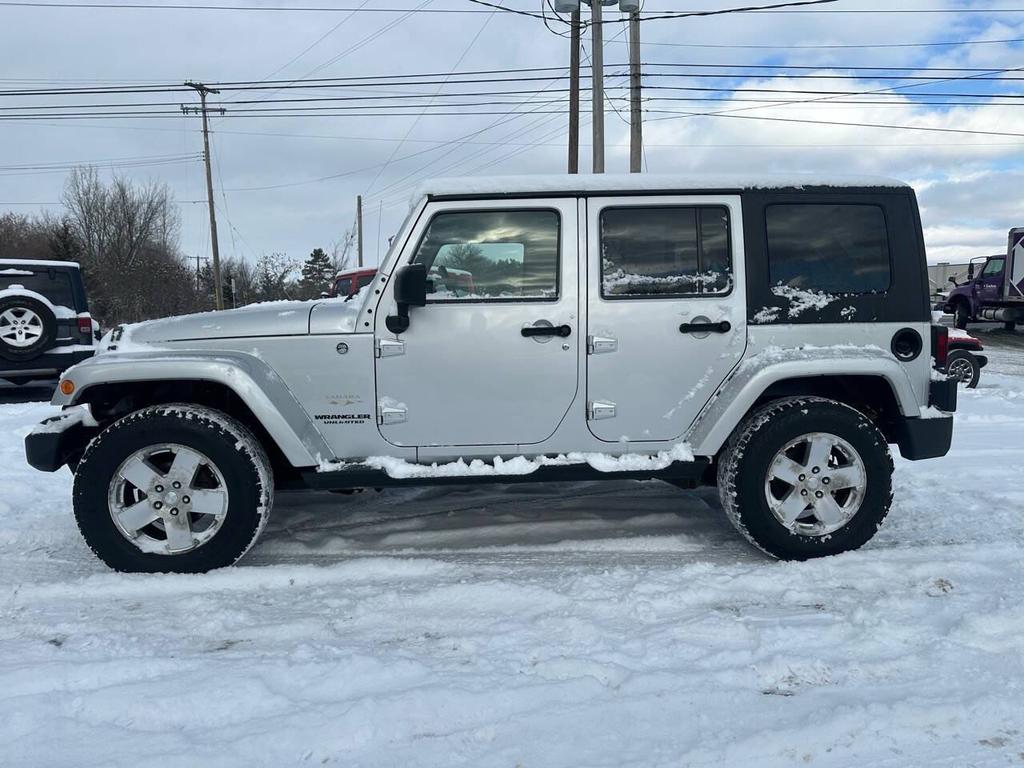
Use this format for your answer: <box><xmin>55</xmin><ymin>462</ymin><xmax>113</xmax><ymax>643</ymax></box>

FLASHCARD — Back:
<box><xmin>953</xmin><ymin>300</ymin><xmax>970</xmax><ymax>330</ymax></box>
<box><xmin>73</xmin><ymin>405</ymin><xmax>273</xmax><ymax>573</ymax></box>
<box><xmin>717</xmin><ymin>397</ymin><xmax>893</xmax><ymax>560</ymax></box>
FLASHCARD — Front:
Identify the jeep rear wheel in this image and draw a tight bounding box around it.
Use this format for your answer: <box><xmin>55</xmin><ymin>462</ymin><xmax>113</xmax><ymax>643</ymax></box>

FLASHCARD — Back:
<box><xmin>0</xmin><ymin>295</ymin><xmax>56</xmax><ymax>361</ymax></box>
<box><xmin>73</xmin><ymin>405</ymin><xmax>273</xmax><ymax>573</ymax></box>
<box><xmin>717</xmin><ymin>397</ymin><xmax>893</xmax><ymax>560</ymax></box>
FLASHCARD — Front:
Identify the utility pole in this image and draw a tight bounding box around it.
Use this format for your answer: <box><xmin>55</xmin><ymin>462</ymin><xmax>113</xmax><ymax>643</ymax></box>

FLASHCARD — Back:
<box><xmin>182</xmin><ymin>81</ymin><xmax>227</xmax><ymax>310</ymax></box>
<box><xmin>356</xmin><ymin>195</ymin><xmax>364</xmax><ymax>268</ymax></box>
<box><xmin>590</xmin><ymin>0</ymin><xmax>605</xmax><ymax>173</ymax></box>
<box><xmin>567</xmin><ymin>8</ymin><xmax>581</xmax><ymax>174</ymax></box>
<box><xmin>628</xmin><ymin>9</ymin><xmax>642</xmax><ymax>173</ymax></box>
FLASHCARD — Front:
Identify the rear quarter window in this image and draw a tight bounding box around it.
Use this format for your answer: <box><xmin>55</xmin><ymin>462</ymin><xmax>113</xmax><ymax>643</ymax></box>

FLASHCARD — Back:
<box><xmin>766</xmin><ymin>203</ymin><xmax>892</xmax><ymax>294</ymax></box>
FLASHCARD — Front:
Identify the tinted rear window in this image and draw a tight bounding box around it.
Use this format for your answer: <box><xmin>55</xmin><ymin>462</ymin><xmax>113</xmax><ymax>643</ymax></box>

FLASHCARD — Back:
<box><xmin>0</xmin><ymin>268</ymin><xmax>76</xmax><ymax>308</ymax></box>
<box><xmin>766</xmin><ymin>204</ymin><xmax>891</xmax><ymax>294</ymax></box>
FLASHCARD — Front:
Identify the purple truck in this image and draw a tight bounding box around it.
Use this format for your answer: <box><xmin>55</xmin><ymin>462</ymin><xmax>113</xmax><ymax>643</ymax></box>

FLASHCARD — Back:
<box><xmin>945</xmin><ymin>227</ymin><xmax>1024</xmax><ymax>330</ymax></box>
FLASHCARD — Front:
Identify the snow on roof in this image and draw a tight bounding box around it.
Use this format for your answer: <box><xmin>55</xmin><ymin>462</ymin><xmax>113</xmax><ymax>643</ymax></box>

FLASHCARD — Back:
<box><xmin>416</xmin><ymin>173</ymin><xmax>909</xmax><ymax>200</ymax></box>
<box><xmin>0</xmin><ymin>258</ymin><xmax>80</xmax><ymax>269</ymax></box>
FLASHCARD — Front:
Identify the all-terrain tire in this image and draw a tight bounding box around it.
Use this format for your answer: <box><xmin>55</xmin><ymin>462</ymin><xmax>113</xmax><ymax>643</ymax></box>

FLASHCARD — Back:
<box><xmin>0</xmin><ymin>294</ymin><xmax>56</xmax><ymax>361</ymax></box>
<box><xmin>717</xmin><ymin>397</ymin><xmax>893</xmax><ymax>560</ymax></box>
<box><xmin>953</xmin><ymin>300</ymin><xmax>970</xmax><ymax>330</ymax></box>
<box><xmin>73</xmin><ymin>404</ymin><xmax>273</xmax><ymax>573</ymax></box>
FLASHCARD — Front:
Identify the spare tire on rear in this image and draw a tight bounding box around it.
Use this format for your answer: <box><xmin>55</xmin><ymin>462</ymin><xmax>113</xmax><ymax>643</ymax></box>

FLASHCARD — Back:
<box><xmin>0</xmin><ymin>294</ymin><xmax>57</xmax><ymax>361</ymax></box>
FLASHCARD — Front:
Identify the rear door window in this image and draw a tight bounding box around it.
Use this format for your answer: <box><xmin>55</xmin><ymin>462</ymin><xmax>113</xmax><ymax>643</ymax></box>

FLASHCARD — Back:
<box><xmin>766</xmin><ymin>204</ymin><xmax>892</xmax><ymax>294</ymax></box>
<box><xmin>599</xmin><ymin>206</ymin><xmax>732</xmax><ymax>297</ymax></box>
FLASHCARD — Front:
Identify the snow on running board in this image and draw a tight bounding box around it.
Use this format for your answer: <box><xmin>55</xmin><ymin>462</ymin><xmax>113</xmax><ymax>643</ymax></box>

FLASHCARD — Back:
<box><xmin>318</xmin><ymin>443</ymin><xmax>696</xmax><ymax>478</ymax></box>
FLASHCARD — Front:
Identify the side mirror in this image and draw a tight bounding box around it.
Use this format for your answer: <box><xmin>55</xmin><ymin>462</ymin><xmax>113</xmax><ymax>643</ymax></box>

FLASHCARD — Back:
<box><xmin>948</xmin><ymin>276</ymin><xmax>958</xmax><ymax>286</ymax></box>
<box><xmin>967</xmin><ymin>264</ymin><xmax>975</xmax><ymax>280</ymax></box>
<box><xmin>386</xmin><ymin>263</ymin><xmax>429</xmax><ymax>334</ymax></box>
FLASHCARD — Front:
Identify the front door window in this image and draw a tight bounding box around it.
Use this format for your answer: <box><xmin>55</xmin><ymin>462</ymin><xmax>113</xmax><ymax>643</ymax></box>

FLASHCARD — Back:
<box><xmin>412</xmin><ymin>210</ymin><xmax>559</xmax><ymax>301</ymax></box>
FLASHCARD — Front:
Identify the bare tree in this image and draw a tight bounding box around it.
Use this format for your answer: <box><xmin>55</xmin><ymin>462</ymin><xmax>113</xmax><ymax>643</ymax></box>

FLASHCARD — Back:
<box><xmin>253</xmin><ymin>252</ymin><xmax>297</xmax><ymax>302</ymax></box>
<box><xmin>61</xmin><ymin>166</ymin><xmax>191</xmax><ymax>324</ymax></box>
<box><xmin>63</xmin><ymin>166</ymin><xmax>174</xmax><ymax>271</ymax></box>
<box><xmin>330</xmin><ymin>228</ymin><xmax>356</xmax><ymax>275</ymax></box>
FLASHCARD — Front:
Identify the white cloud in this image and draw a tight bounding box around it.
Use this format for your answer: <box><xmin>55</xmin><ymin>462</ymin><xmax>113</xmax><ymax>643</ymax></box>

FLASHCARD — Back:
<box><xmin>0</xmin><ymin>1</ymin><xmax>1021</xmax><ymax>266</ymax></box>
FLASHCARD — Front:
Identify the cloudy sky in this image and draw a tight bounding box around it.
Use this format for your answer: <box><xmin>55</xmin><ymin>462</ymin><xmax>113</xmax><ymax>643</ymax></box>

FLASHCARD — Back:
<box><xmin>1</xmin><ymin>0</ymin><xmax>1022</xmax><ymax>267</ymax></box>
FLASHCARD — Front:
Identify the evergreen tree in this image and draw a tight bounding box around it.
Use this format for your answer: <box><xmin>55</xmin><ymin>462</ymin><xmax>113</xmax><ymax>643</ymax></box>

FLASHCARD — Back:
<box><xmin>300</xmin><ymin>247</ymin><xmax>334</xmax><ymax>297</ymax></box>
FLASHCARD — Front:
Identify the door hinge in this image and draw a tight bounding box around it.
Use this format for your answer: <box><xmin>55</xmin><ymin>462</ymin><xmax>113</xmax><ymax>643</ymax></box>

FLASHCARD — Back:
<box><xmin>587</xmin><ymin>335</ymin><xmax>617</xmax><ymax>355</ymax></box>
<box><xmin>375</xmin><ymin>338</ymin><xmax>405</xmax><ymax>358</ymax></box>
<box><xmin>588</xmin><ymin>400</ymin><xmax>617</xmax><ymax>421</ymax></box>
<box><xmin>377</xmin><ymin>405</ymin><xmax>408</xmax><ymax>426</ymax></box>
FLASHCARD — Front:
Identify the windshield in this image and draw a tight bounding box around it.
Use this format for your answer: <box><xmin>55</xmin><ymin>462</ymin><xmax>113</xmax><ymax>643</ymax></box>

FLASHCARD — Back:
<box><xmin>0</xmin><ymin>268</ymin><xmax>76</xmax><ymax>308</ymax></box>
<box><xmin>981</xmin><ymin>258</ymin><xmax>1005</xmax><ymax>278</ymax></box>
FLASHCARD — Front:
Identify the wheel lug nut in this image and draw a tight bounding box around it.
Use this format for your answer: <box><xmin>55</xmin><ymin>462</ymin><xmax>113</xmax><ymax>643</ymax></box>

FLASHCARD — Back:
<box><xmin>801</xmin><ymin>489</ymin><xmax>808</xmax><ymax>496</ymax></box>
<box><xmin>811</xmin><ymin>467</ymin><xmax>820</xmax><ymax>474</ymax></box>
<box><xmin>173</xmin><ymin>481</ymin><xmax>182</xmax><ymax>490</ymax></box>
<box><xmin>822</xmin><ymin>477</ymin><xmax>830</xmax><ymax>485</ymax></box>
<box><xmin>153</xmin><ymin>501</ymin><xmax>163</xmax><ymax>510</ymax></box>
<box><xmin>170</xmin><ymin>508</ymin><xmax>179</xmax><ymax>516</ymax></box>
<box><xmin>182</xmin><ymin>495</ymin><xmax>190</xmax><ymax>504</ymax></box>
<box><xmin>815</xmin><ymin>491</ymin><xmax>824</xmax><ymax>498</ymax></box>
<box><xmin>798</xmin><ymin>474</ymin><xmax>806</xmax><ymax>481</ymax></box>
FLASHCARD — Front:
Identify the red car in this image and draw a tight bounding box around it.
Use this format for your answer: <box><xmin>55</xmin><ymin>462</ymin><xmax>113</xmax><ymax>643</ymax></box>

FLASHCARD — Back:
<box><xmin>330</xmin><ymin>267</ymin><xmax>377</xmax><ymax>299</ymax></box>
<box><xmin>944</xmin><ymin>328</ymin><xmax>988</xmax><ymax>388</ymax></box>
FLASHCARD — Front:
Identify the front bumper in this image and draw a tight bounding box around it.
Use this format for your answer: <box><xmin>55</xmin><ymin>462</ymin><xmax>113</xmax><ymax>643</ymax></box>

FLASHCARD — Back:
<box><xmin>893</xmin><ymin>378</ymin><xmax>957</xmax><ymax>461</ymax></box>
<box><xmin>24</xmin><ymin>405</ymin><xmax>98</xmax><ymax>472</ymax></box>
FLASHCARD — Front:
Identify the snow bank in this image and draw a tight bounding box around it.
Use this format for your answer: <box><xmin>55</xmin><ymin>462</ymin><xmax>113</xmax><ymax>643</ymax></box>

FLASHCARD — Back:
<box><xmin>2</xmin><ymin>369</ymin><xmax>1024</xmax><ymax>768</ymax></box>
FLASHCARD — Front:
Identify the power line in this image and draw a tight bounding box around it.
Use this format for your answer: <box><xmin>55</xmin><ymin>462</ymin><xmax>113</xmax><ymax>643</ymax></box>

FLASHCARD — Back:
<box><xmin>8</xmin><ymin>59</ymin><xmax>1024</xmax><ymax>99</ymax></box>
<box><xmin>5</xmin><ymin>0</ymin><xmax>1023</xmax><ymax>13</ymax></box>
<box><xmin>0</xmin><ymin>1</ymin><xmax>497</xmax><ymax>11</ymax></box>
<box><xmin>611</xmin><ymin>35</ymin><xmax>1024</xmax><ymax>51</ymax></box>
<box><xmin>645</xmin><ymin>109</ymin><xmax>1024</xmax><ymax>138</ymax></box>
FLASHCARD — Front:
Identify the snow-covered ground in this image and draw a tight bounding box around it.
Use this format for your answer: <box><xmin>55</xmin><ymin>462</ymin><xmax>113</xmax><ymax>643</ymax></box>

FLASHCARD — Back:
<box><xmin>2</xmin><ymin>364</ymin><xmax>1023</xmax><ymax>766</ymax></box>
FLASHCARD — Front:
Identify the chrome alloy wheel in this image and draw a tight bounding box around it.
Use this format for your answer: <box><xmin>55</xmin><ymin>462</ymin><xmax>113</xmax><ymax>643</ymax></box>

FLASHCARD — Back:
<box><xmin>0</xmin><ymin>306</ymin><xmax>44</xmax><ymax>348</ymax></box>
<box><xmin>947</xmin><ymin>356</ymin><xmax>975</xmax><ymax>385</ymax></box>
<box><xmin>764</xmin><ymin>432</ymin><xmax>867</xmax><ymax>537</ymax></box>
<box><xmin>107</xmin><ymin>443</ymin><xmax>230</xmax><ymax>555</ymax></box>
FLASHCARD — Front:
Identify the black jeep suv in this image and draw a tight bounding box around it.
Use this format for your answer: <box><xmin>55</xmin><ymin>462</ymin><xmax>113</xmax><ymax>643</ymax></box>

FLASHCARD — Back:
<box><xmin>0</xmin><ymin>259</ymin><xmax>96</xmax><ymax>386</ymax></box>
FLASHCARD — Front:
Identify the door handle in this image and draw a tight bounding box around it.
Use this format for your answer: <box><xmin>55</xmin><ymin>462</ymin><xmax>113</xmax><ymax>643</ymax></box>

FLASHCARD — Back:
<box><xmin>679</xmin><ymin>320</ymin><xmax>731</xmax><ymax>334</ymax></box>
<box><xmin>522</xmin><ymin>324</ymin><xmax>572</xmax><ymax>338</ymax></box>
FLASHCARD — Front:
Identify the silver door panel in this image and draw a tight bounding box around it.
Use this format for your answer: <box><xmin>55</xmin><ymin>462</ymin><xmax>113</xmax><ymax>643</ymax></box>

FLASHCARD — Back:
<box><xmin>585</xmin><ymin>195</ymin><xmax>748</xmax><ymax>443</ymax></box>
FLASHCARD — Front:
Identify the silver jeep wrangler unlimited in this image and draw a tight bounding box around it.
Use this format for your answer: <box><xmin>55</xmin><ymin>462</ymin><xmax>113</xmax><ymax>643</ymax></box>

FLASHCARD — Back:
<box><xmin>25</xmin><ymin>175</ymin><xmax>957</xmax><ymax>573</ymax></box>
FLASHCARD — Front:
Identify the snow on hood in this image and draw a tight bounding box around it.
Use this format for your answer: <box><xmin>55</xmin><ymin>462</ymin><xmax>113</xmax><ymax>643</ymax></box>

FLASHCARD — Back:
<box><xmin>109</xmin><ymin>290</ymin><xmax>371</xmax><ymax>348</ymax></box>
<box><xmin>120</xmin><ymin>300</ymin><xmax>319</xmax><ymax>345</ymax></box>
